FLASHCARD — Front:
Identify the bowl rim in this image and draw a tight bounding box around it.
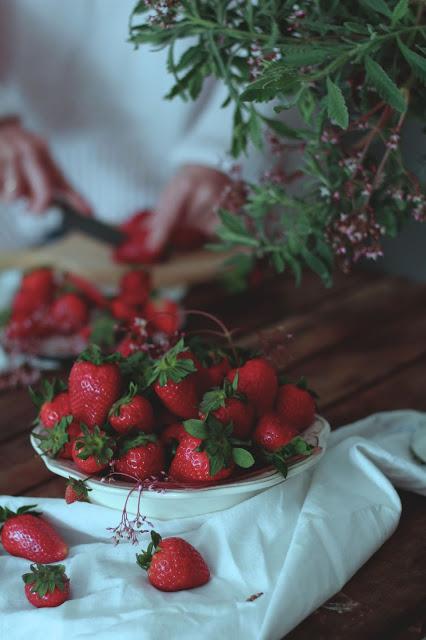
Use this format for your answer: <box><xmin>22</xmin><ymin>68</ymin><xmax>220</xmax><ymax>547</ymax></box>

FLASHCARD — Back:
<box><xmin>30</xmin><ymin>415</ymin><xmax>330</xmax><ymax>497</ymax></box>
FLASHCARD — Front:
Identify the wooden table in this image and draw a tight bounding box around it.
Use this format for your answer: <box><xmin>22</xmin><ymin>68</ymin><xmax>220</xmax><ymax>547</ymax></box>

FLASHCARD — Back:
<box><xmin>1</xmin><ymin>268</ymin><xmax>425</xmax><ymax>638</ymax></box>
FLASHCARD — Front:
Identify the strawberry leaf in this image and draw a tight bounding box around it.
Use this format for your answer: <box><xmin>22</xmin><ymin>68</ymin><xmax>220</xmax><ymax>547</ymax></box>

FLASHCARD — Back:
<box><xmin>22</xmin><ymin>563</ymin><xmax>67</xmax><ymax>595</ymax></box>
<box><xmin>33</xmin><ymin>416</ymin><xmax>74</xmax><ymax>458</ymax></box>
<box><xmin>232</xmin><ymin>447</ymin><xmax>255</xmax><ymax>469</ymax></box>
<box><xmin>183</xmin><ymin>419</ymin><xmax>208</xmax><ymax>439</ymax></box>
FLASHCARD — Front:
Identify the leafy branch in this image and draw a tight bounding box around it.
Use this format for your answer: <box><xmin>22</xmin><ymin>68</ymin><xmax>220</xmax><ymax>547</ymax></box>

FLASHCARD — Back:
<box><xmin>130</xmin><ymin>0</ymin><xmax>426</xmax><ymax>286</ymax></box>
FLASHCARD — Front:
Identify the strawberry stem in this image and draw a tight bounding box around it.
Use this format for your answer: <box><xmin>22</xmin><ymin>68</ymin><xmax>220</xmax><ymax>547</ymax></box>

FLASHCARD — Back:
<box><xmin>183</xmin><ymin>310</ymin><xmax>239</xmax><ymax>363</ymax></box>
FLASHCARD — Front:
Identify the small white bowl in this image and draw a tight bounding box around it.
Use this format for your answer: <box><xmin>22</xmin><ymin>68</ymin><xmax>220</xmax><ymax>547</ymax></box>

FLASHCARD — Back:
<box><xmin>31</xmin><ymin>416</ymin><xmax>330</xmax><ymax>520</ymax></box>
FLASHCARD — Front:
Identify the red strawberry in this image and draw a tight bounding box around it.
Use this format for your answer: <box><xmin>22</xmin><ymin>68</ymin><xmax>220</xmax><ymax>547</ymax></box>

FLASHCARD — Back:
<box><xmin>111</xmin><ymin>297</ymin><xmax>138</xmax><ymax>322</ymax></box>
<box><xmin>169</xmin><ymin>414</ymin><xmax>255</xmax><ymax>483</ymax></box>
<box><xmin>160</xmin><ymin>423</ymin><xmax>187</xmax><ymax>446</ymax></box>
<box><xmin>114</xmin><ymin>212</ymin><xmax>163</xmax><ymax>265</ymax></box>
<box><xmin>23</xmin><ymin>563</ymin><xmax>70</xmax><ymax>608</ymax></box>
<box><xmin>253</xmin><ymin>412</ymin><xmax>298</xmax><ymax>452</ymax></box>
<box><xmin>50</xmin><ymin>293</ymin><xmax>89</xmax><ymax>335</ymax></box>
<box><xmin>145</xmin><ymin>298</ymin><xmax>180</xmax><ymax>335</ymax></box>
<box><xmin>119</xmin><ymin>269</ymin><xmax>151</xmax><ymax>306</ymax></box>
<box><xmin>169</xmin><ymin>434</ymin><xmax>234</xmax><ymax>483</ymax></box>
<box><xmin>21</xmin><ymin>268</ymin><xmax>55</xmax><ymax>302</ymax></box>
<box><xmin>39</xmin><ymin>392</ymin><xmax>71</xmax><ymax>429</ymax></box>
<box><xmin>150</xmin><ymin>339</ymin><xmax>199</xmax><ymax>419</ymax></box>
<box><xmin>206</xmin><ymin>355</ymin><xmax>231</xmax><ymax>388</ymax></box>
<box><xmin>65</xmin><ymin>272</ymin><xmax>108</xmax><ymax>308</ymax></box>
<box><xmin>64</xmin><ymin>478</ymin><xmax>91</xmax><ymax>504</ymax></box>
<box><xmin>68</xmin><ymin>346</ymin><xmax>121</xmax><ymax>427</ymax></box>
<box><xmin>199</xmin><ymin>379</ymin><xmax>255</xmax><ymax>440</ymax></box>
<box><xmin>114</xmin><ymin>433</ymin><xmax>165</xmax><ymax>481</ymax></box>
<box><xmin>11</xmin><ymin>289</ymin><xmax>41</xmax><ymax>317</ymax></box>
<box><xmin>72</xmin><ymin>426</ymin><xmax>115</xmax><ymax>474</ymax></box>
<box><xmin>0</xmin><ymin>504</ymin><xmax>68</xmax><ymax>563</ymax></box>
<box><xmin>34</xmin><ymin>416</ymin><xmax>81</xmax><ymax>460</ymax></box>
<box><xmin>29</xmin><ymin>379</ymin><xmax>69</xmax><ymax>429</ymax></box>
<box><xmin>136</xmin><ymin>531</ymin><xmax>210</xmax><ymax>592</ymax></box>
<box><xmin>227</xmin><ymin>358</ymin><xmax>278</xmax><ymax>416</ymax></box>
<box><xmin>276</xmin><ymin>382</ymin><xmax>316</xmax><ymax>431</ymax></box>
<box><xmin>109</xmin><ymin>383</ymin><xmax>155</xmax><ymax>435</ymax></box>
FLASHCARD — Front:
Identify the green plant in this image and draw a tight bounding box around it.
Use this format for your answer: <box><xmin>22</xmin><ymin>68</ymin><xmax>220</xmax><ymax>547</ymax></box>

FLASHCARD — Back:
<box><xmin>129</xmin><ymin>0</ymin><xmax>426</xmax><ymax>287</ymax></box>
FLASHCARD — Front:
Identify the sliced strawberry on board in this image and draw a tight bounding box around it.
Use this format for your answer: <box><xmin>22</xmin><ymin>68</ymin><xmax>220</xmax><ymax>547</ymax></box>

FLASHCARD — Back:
<box><xmin>136</xmin><ymin>530</ymin><xmax>210</xmax><ymax>592</ymax></box>
<box><xmin>0</xmin><ymin>504</ymin><xmax>68</xmax><ymax>563</ymax></box>
<box><xmin>23</xmin><ymin>563</ymin><xmax>70</xmax><ymax>608</ymax></box>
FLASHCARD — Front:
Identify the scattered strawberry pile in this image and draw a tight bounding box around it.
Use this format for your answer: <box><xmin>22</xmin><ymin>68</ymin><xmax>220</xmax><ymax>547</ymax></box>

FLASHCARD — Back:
<box><xmin>2</xmin><ymin>266</ymin><xmax>181</xmax><ymax>356</ymax></box>
<box><xmin>0</xmin><ymin>503</ymin><xmax>211</xmax><ymax>605</ymax></box>
<box><xmin>31</xmin><ymin>325</ymin><xmax>317</xmax><ymax>485</ymax></box>
<box><xmin>114</xmin><ymin>209</ymin><xmax>208</xmax><ymax>265</ymax></box>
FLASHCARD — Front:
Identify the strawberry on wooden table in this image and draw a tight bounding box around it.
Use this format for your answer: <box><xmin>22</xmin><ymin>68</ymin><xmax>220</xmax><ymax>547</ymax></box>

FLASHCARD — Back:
<box><xmin>34</xmin><ymin>416</ymin><xmax>81</xmax><ymax>460</ymax></box>
<box><xmin>199</xmin><ymin>378</ymin><xmax>255</xmax><ymax>440</ymax></box>
<box><xmin>71</xmin><ymin>425</ymin><xmax>115</xmax><ymax>474</ymax></box>
<box><xmin>23</xmin><ymin>563</ymin><xmax>70</xmax><ymax>608</ymax></box>
<box><xmin>136</xmin><ymin>531</ymin><xmax>210</xmax><ymax>592</ymax></box>
<box><xmin>149</xmin><ymin>339</ymin><xmax>199</xmax><ymax>419</ymax></box>
<box><xmin>65</xmin><ymin>478</ymin><xmax>92</xmax><ymax>504</ymax></box>
<box><xmin>68</xmin><ymin>345</ymin><xmax>122</xmax><ymax>427</ymax></box>
<box><xmin>114</xmin><ymin>433</ymin><xmax>165</xmax><ymax>481</ymax></box>
<box><xmin>227</xmin><ymin>357</ymin><xmax>278</xmax><ymax>416</ymax></box>
<box><xmin>0</xmin><ymin>504</ymin><xmax>68</xmax><ymax>563</ymax></box>
<box><xmin>109</xmin><ymin>382</ymin><xmax>155</xmax><ymax>435</ymax></box>
<box><xmin>276</xmin><ymin>379</ymin><xmax>317</xmax><ymax>431</ymax></box>
<box><xmin>29</xmin><ymin>378</ymin><xmax>69</xmax><ymax>429</ymax></box>
<box><xmin>169</xmin><ymin>415</ymin><xmax>255</xmax><ymax>483</ymax></box>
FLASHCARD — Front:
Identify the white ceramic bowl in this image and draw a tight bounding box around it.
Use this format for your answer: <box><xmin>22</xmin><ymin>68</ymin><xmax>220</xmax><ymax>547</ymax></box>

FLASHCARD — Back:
<box><xmin>31</xmin><ymin>416</ymin><xmax>330</xmax><ymax>520</ymax></box>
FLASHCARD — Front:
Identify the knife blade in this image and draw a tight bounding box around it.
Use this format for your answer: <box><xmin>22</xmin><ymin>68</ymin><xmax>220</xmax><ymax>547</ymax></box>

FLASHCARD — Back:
<box><xmin>53</xmin><ymin>199</ymin><xmax>126</xmax><ymax>247</ymax></box>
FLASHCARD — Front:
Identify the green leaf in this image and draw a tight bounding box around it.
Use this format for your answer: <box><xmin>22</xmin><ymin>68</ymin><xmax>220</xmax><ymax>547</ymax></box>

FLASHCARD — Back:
<box><xmin>260</xmin><ymin>115</ymin><xmax>305</xmax><ymax>141</ymax></box>
<box><xmin>302</xmin><ymin>249</ymin><xmax>332</xmax><ymax>286</ymax></box>
<box><xmin>183</xmin><ymin>419</ymin><xmax>209</xmax><ymax>439</ymax></box>
<box><xmin>326</xmin><ymin>77</ymin><xmax>349</xmax><ymax>129</ymax></box>
<box><xmin>398</xmin><ymin>39</ymin><xmax>426</xmax><ymax>85</ymax></box>
<box><xmin>391</xmin><ymin>0</ymin><xmax>408</xmax><ymax>24</ymax></box>
<box><xmin>365</xmin><ymin>56</ymin><xmax>406</xmax><ymax>112</ymax></box>
<box><xmin>232</xmin><ymin>447</ymin><xmax>255</xmax><ymax>469</ymax></box>
<box><xmin>360</xmin><ymin>0</ymin><xmax>392</xmax><ymax>18</ymax></box>
<box><xmin>281</xmin><ymin>46</ymin><xmax>335</xmax><ymax>68</ymax></box>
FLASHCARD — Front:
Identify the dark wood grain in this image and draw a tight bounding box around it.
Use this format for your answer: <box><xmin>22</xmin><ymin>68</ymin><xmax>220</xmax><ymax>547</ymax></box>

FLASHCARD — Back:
<box><xmin>1</xmin><ymin>268</ymin><xmax>425</xmax><ymax>640</ymax></box>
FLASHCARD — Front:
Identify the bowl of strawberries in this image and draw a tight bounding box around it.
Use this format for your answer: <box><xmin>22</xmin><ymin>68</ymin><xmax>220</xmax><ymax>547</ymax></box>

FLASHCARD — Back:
<box><xmin>30</xmin><ymin>327</ymin><xmax>330</xmax><ymax>520</ymax></box>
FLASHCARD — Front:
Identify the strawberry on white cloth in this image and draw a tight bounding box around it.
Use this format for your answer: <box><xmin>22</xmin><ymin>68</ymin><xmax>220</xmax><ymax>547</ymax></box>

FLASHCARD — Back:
<box><xmin>1</xmin><ymin>410</ymin><xmax>425</xmax><ymax>640</ymax></box>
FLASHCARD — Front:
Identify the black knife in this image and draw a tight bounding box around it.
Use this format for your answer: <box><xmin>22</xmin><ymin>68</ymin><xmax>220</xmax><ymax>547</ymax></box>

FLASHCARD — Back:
<box><xmin>51</xmin><ymin>199</ymin><xmax>126</xmax><ymax>247</ymax></box>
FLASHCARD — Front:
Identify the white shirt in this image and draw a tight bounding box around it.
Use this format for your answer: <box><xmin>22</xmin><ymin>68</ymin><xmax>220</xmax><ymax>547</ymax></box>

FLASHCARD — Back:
<box><xmin>0</xmin><ymin>0</ymin><xmax>237</xmax><ymax>245</ymax></box>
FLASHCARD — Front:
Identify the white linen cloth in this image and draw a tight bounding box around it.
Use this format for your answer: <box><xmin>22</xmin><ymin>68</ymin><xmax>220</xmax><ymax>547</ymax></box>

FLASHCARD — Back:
<box><xmin>1</xmin><ymin>410</ymin><xmax>425</xmax><ymax>640</ymax></box>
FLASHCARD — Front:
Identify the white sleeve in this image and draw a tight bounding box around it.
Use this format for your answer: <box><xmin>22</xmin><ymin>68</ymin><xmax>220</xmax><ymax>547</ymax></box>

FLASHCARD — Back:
<box><xmin>168</xmin><ymin>77</ymin><xmax>234</xmax><ymax>172</ymax></box>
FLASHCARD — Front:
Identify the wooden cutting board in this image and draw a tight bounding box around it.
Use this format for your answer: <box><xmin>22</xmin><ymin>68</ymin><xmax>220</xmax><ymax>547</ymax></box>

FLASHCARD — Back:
<box><xmin>0</xmin><ymin>232</ymin><xmax>231</xmax><ymax>288</ymax></box>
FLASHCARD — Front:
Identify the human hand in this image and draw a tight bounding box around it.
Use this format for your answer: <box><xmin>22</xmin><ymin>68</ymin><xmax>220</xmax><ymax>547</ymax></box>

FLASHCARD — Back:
<box><xmin>0</xmin><ymin>118</ymin><xmax>91</xmax><ymax>214</ymax></box>
<box><xmin>146</xmin><ymin>164</ymin><xmax>246</xmax><ymax>252</ymax></box>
